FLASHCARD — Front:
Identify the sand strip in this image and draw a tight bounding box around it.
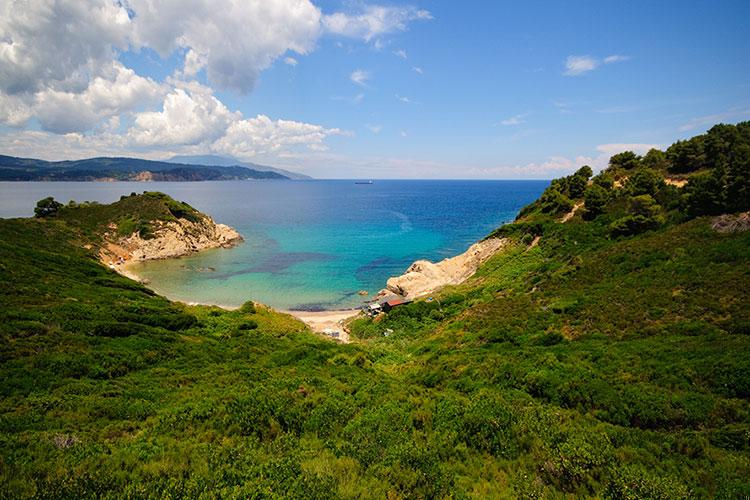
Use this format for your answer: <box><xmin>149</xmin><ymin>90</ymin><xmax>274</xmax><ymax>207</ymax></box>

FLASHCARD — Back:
<box><xmin>285</xmin><ymin>309</ymin><xmax>360</xmax><ymax>343</ymax></box>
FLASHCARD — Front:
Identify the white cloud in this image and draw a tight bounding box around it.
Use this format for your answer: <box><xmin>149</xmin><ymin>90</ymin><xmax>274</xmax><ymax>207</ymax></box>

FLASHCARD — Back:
<box><xmin>678</xmin><ymin>109</ymin><xmax>750</xmax><ymax>132</ymax></box>
<box><xmin>412</xmin><ymin>66</ymin><xmax>423</xmax><ymax>75</ymax></box>
<box><xmin>563</xmin><ymin>55</ymin><xmax>599</xmax><ymax>76</ymax></box>
<box><xmin>0</xmin><ymin>0</ymin><xmax>131</xmax><ymax>95</ymax></box>
<box><xmin>284</xmin><ymin>56</ymin><xmax>299</xmax><ymax>66</ymax></box>
<box><xmin>396</xmin><ymin>94</ymin><xmax>412</xmax><ymax>103</ymax></box>
<box><xmin>394</xmin><ymin>49</ymin><xmax>407</xmax><ymax>59</ymax></box>
<box><xmin>323</xmin><ymin>5</ymin><xmax>432</xmax><ymax>42</ymax></box>
<box><xmin>127</xmin><ymin>0</ymin><xmax>322</xmax><ymax>94</ymax></box>
<box><xmin>350</xmin><ymin>69</ymin><xmax>370</xmax><ymax>86</ymax></box>
<box><xmin>366</xmin><ymin>123</ymin><xmax>382</xmax><ymax>134</ymax></box>
<box><xmin>500</xmin><ymin>113</ymin><xmax>527</xmax><ymax>126</ymax></box>
<box><xmin>128</xmin><ymin>82</ymin><xmax>239</xmax><ymax>146</ymax></box>
<box><xmin>0</xmin><ymin>93</ymin><xmax>33</xmax><ymax>127</ymax></box>
<box><xmin>34</xmin><ymin>62</ymin><xmax>164</xmax><ymax>133</ymax></box>
<box><xmin>564</xmin><ymin>53</ymin><xmax>630</xmax><ymax>76</ymax></box>
<box><xmin>604</xmin><ymin>54</ymin><xmax>630</xmax><ymax>64</ymax></box>
<box><xmin>182</xmin><ymin>49</ymin><xmax>207</xmax><ymax>77</ymax></box>
<box><xmin>212</xmin><ymin>115</ymin><xmax>346</xmax><ymax>159</ymax></box>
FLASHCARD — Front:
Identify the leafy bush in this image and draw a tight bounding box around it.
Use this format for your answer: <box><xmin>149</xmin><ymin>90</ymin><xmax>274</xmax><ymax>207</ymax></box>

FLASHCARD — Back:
<box><xmin>239</xmin><ymin>301</ymin><xmax>257</xmax><ymax>314</ymax></box>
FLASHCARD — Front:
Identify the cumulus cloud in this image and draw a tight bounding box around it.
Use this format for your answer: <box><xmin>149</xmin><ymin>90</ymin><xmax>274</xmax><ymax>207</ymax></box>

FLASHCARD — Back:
<box><xmin>412</xmin><ymin>66</ymin><xmax>423</xmax><ymax>74</ymax></box>
<box><xmin>128</xmin><ymin>82</ymin><xmax>239</xmax><ymax>146</ymax></box>
<box><xmin>564</xmin><ymin>54</ymin><xmax>630</xmax><ymax>76</ymax></box>
<box><xmin>396</xmin><ymin>94</ymin><xmax>412</xmax><ymax>103</ymax></box>
<box><xmin>350</xmin><ymin>69</ymin><xmax>370</xmax><ymax>86</ymax></box>
<box><xmin>0</xmin><ymin>0</ymin><xmax>131</xmax><ymax>95</ymax></box>
<box><xmin>284</xmin><ymin>56</ymin><xmax>299</xmax><ymax>66</ymax></box>
<box><xmin>126</xmin><ymin>0</ymin><xmax>321</xmax><ymax>94</ymax></box>
<box><xmin>213</xmin><ymin>115</ymin><xmax>345</xmax><ymax>158</ymax></box>
<box><xmin>0</xmin><ymin>0</ymin><xmax>324</xmax><ymax>96</ymax></box>
<box><xmin>393</xmin><ymin>49</ymin><xmax>407</xmax><ymax>59</ymax></box>
<box><xmin>0</xmin><ymin>93</ymin><xmax>33</xmax><ymax>127</ymax></box>
<box><xmin>34</xmin><ymin>63</ymin><xmax>164</xmax><ymax>133</ymax></box>
<box><xmin>323</xmin><ymin>5</ymin><xmax>432</xmax><ymax>42</ymax></box>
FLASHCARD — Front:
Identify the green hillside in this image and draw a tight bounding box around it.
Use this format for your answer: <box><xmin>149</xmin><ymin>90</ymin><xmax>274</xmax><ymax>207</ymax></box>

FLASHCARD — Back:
<box><xmin>0</xmin><ymin>155</ymin><xmax>290</xmax><ymax>181</ymax></box>
<box><xmin>1</xmin><ymin>123</ymin><xmax>749</xmax><ymax>498</ymax></box>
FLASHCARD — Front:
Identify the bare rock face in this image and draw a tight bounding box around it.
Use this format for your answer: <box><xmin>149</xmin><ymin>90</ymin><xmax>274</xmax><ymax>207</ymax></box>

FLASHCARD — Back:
<box><xmin>378</xmin><ymin>238</ymin><xmax>508</xmax><ymax>299</ymax></box>
<box><xmin>712</xmin><ymin>211</ymin><xmax>750</xmax><ymax>233</ymax></box>
<box><xmin>100</xmin><ymin>215</ymin><xmax>242</xmax><ymax>266</ymax></box>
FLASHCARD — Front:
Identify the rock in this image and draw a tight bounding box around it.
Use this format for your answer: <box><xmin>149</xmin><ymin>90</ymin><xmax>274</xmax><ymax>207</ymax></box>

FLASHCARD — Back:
<box><xmin>100</xmin><ymin>214</ymin><xmax>243</xmax><ymax>268</ymax></box>
<box><xmin>122</xmin><ymin>216</ymin><xmax>243</xmax><ymax>261</ymax></box>
<box><xmin>379</xmin><ymin>238</ymin><xmax>508</xmax><ymax>299</ymax></box>
<box><xmin>358</xmin><ymin>290</ymin><xmax>369</xmax><ymax>296</ymax></box>
<box><xmin>712</xmin><ymin>211</ymin><xmax>750</xmax><ymax>233</ymax></box>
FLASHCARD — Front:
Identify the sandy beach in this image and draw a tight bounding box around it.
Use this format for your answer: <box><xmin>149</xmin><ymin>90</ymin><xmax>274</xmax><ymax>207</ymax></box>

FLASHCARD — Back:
<box><xmin>284</xmin><ymin>309</ymin><xmax>360</xmax><ymax>343</ymax></box>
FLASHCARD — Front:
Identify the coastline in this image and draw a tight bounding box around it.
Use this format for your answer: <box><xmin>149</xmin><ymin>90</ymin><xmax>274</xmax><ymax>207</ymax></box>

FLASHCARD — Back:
<box><xmin>114</xmin><ymin>260</ymin><xmax>360</xmax><ymax>342</ymax></box>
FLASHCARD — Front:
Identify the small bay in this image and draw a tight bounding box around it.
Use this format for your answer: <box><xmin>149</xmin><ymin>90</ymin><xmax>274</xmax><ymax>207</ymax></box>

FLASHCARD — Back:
<box><xmin>0</xmin><ymin>179</ymin><xmax>547</xmax><ymax>310</ymax></box>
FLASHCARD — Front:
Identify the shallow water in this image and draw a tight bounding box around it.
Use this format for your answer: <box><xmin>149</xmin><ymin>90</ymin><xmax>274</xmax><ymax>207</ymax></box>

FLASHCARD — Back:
<box><xmin>0</xmin><ymin>180</ymin><xmax>547</xmax><ymax>310</ymax></box>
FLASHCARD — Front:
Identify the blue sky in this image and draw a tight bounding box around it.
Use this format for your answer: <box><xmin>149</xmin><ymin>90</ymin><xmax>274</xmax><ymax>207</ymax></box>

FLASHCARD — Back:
<box><xmin>0</xmin><ymin>0</ymin><xmax>748</xmax><ymax>178</ymax></box>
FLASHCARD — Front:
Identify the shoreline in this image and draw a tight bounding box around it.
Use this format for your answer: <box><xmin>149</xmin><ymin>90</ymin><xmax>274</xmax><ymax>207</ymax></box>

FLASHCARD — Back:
<box><xmin>112</xmin><ymin>237</ymin><xmax>508</xmax><ymax>341</ymax></box>
<box><xmin>114</xmin><ymin>261</ymin><xmax>360</xmax><ymax>341</ymax></box>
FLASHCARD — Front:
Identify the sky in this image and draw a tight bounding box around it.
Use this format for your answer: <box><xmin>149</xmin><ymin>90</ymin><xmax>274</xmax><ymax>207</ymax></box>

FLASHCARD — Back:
<box><xmin>0</xmin><ymin>0</ymin><xmax>748</xmax><ymax>179</ymax></box>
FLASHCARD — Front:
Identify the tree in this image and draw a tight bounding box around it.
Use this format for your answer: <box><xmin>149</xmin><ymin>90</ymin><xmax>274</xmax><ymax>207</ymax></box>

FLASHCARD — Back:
<box><xmin>609</xmin><ymin>151</ymin><xmax>641</xmax><ymax>170</ymax></box>
<box><xmin>567</xmin><ymin>175</ymin><xmax>588</xmax><ymax>199</ymax></box>
<box><xmin>539</xmin><ymin>188</ymin><xmax>574</xmax><ymax>215</ymax></box>
<box><xmin>626</xmin><ymin>168</ymin><xmax>664</xmax><ymax>197</ymax></box>
<box><xmin>583</xmin><ymin>184</ymin><xmax>608</xmax><ymax>220</ymax></box>
<box><xmin>666</xmin><ymin>137</ymin><xmax>705</xmax><ymax>174</ymax></box>
<box><xmin>725</xmin><ymin>143</ymin><xmax>750</xmax><ymax>213</ymax></box>
<box><xmin>34</xmin><ymin>197</ymin><xmax>63</xmax><ymax>218</ymax></box>
<box><xmin>575</xmin><ymin>165</ymin><xmax>593</xmax><ymax>179</ymax></box>
<box><xmin>609</xmin><ymin>195</ymin><xmax>664</xmax><ymax>236</ymax></box>
<box><xmin>592</xmin><ymin>172</ymin><xmax>615</xmax><ymax>190</ymax></box>
<box><xmin>641</xmin><ymin>149</ymin><xmax>668</xmax><ymax>171</ymax></box>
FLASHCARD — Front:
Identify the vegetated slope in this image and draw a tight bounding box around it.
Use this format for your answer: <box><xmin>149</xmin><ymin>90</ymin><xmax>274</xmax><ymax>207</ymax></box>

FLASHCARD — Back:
<box><xmin>0</xmin><ymin>123</ymin><xmax>749</xmax><ymax>498</ymax></box>
<box><xmin>0</xmin><ymin>155</ymin><xmax>289</xmax><ymax>181</ymax></box>
<box><xmin>168</xmin><ymin>154</ymin><xmax>313</xmax><ymax>180</ymax></box>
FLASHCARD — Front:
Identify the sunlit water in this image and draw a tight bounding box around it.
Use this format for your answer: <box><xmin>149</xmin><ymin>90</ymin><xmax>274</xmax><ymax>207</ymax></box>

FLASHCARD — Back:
<box><xmin>0</xmin><ymin>180</ymin><xmax>547</xmax><ymax>310</ymax></box>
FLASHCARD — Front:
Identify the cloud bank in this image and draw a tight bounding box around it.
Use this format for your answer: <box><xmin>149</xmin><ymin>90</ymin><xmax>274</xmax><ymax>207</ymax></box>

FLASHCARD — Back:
<box><xmin>0</xmin><ymin>0</ymin><xmax>432</xmax><ymax>166</ymax></box>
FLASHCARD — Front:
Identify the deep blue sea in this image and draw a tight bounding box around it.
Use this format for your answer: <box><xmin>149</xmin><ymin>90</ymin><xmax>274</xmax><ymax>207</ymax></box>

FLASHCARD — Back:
<box><xmin>0</xmin><ymin>180</ymin><xmax>547</xmax><ymax>310</ymax></box>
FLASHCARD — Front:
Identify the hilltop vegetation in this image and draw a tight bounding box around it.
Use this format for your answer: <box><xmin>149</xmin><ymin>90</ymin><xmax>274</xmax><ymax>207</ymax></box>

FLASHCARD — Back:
<box><xmin>0</xmin><ymin>155</ymin><xmax>290</xmax><ymax>181</ymax></box>
<box><xmin>1</xmin><ymin>124</ymin><xmax>749</xmax><ymax>498</ymax></box>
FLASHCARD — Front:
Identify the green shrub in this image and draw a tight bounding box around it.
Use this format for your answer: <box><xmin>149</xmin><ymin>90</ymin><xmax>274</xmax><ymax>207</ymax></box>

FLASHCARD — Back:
<box><xmin>239</xmin><ymin>301</ymin><xmax>257</xmax><ymax>314</ymax></box>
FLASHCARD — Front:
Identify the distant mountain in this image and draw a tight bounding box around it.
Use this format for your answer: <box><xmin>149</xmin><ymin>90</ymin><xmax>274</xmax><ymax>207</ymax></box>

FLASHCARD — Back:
<box><xmin>168</xmin><ymin>154</ymin><xmax>312</xmax><ymax>180</ymax></box>
<box><xmin>0</xmin><ymin>155</ymin><xmax>290</xmax><ymax>181</ymax></box>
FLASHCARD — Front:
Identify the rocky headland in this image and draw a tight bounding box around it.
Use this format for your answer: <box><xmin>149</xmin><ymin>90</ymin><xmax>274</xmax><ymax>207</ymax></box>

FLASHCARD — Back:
<box><xmin>377</xmin><ymin>237</ymin><xmax>508</xmax><ymax>299</ymax></box>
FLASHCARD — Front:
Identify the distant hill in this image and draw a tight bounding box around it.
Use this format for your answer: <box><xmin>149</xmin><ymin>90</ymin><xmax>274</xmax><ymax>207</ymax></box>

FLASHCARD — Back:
<box><xmin>168</xmin><ymin>154</ymin><xmax>312</xmax><ymax>180</ymax></box>
<box><xmin>0</xmin><ymin>155</ymin><xmax>290</xmax><ymax>181</ymax></box>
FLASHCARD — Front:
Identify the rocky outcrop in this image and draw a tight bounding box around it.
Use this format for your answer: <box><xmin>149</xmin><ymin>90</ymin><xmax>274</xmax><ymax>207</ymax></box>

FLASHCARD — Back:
<box><xmin>99</xmin><ymin>215</ymin><xmax>242</xmax><ymax>266</ymax></box>
<box><xmin>378</xmin><ymin>238</ymin><xmax>508</xmax><ymax>299</ymax></box>
<box><xmin>712</xmin><ymin>211</ymin><xmax>750</xmax><ymax>233</ymax></box>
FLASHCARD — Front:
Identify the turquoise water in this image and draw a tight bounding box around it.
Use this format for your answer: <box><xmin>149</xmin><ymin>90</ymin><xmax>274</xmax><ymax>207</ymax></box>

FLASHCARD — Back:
<box><xmin>0</xmin><ymin>180</ymin><xmax>547</xmax><ymax>310</ymax></box>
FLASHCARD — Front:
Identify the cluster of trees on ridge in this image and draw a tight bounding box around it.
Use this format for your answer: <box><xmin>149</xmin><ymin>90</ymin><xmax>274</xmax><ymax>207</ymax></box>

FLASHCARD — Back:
<box><xmin>518</xmin><ymin>121</ymin><xmax>749</xmax><ymax>237</ymax></box>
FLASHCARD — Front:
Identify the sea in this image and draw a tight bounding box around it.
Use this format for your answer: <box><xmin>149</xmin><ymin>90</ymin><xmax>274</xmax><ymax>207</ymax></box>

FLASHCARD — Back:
<box><xmin>0</xmin><ymin>180</ymin><xmax>548</xmax><ymax>310</ymax></box>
